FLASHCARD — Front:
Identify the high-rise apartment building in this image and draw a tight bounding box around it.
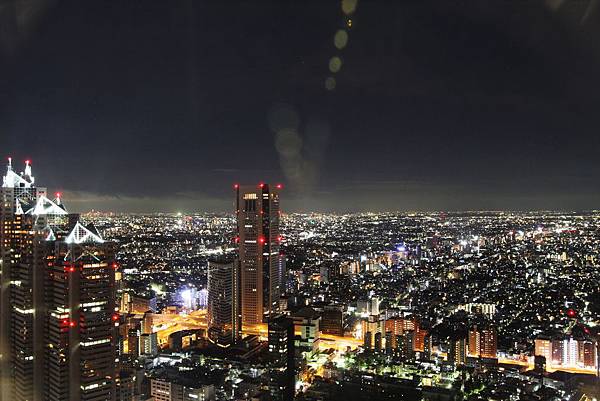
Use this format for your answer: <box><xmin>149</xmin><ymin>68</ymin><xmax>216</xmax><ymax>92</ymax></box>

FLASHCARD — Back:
<box><xmin>468</xmin><ymin>324</ymin><xmax>497</xmax><ymax>359</ymax></box>
<box><xmin>0</xmin><ymin>159</ymin><xmax>118</xmax><ymax>401</ymax></box>
<box><xmin>468</xmin><ymin>326</ymin><xmax>480</xmax><ymax>357</ymax></box>
<box><xmin>449</xmin><ymin>336</ymin><xmax>467</xmax><ymax>365</ymax></box>
<box><xmin>235</xmin><ymin>184</ymin><xmax>284</xmax><ymax>326</ymax></box>
<box><xmin>479</xmin><ymin>326</ymin><xmax>498</xmax><ymax>359</ymax></box>
<box><xmin>535</xmin><ymin>335</ymin><xmax>597</xmax><ymax>371</ymax></box>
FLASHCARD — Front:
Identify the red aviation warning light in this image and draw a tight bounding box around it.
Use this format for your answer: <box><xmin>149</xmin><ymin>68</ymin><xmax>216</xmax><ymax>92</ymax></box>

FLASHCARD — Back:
<box><xmin>566</xmin><ymin>309</ymin><xmax>577</xmax><ymax>318</ymax></box>
<box><xmin>258</xmin><ymin>236</ymin><xmax>266</xmax><ymax>245</ymax></box>
<box><xmin>63</xmin><ymin>319</ymin><xmax>76</xmax><ymax>328</ymax></box>
<box><xmin>233</xmin><ymin>184</ymin><xmax>239</xmax><ymax>189</ymax></box>
<box><xmin>276</xmin><ymin>184</ymin><xmax>283</xmax><ymax>189</ymax></box>
<box><xmin>259</xmin><ymin>182</ymin><xmax>265</xmax><ymax>188</ymax></box>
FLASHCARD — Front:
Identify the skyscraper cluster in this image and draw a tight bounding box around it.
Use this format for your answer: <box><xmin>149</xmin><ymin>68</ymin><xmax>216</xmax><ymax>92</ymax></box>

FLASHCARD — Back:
<box><xmin>0</xmin><ymin>159</ymin><xmax>118</xmax><ymax>401</ymax></box>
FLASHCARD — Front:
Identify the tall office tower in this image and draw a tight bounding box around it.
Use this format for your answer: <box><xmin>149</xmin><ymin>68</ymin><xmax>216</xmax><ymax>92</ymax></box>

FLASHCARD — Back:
<box><xmin>235</xmin><ymin>184</ymin><xmax>283</xmax><ymax>326</ymax></box>
<box><xmin>0</xmin><ymin>159</ymin><xmax>118</xmax><ymax>401</ymax></box>
<box><xmin>0</xmin><ymin>159</ymin><xmax>54</xmax><ymax>401</ymax></box>
<box><xmin>207</xmin><ymin>257</ymin><xmax>239</xmax><ymax>346</ymax></box>
<box><xmin>44</xmin><ymin>222</ymin><xmax>117</xmax><ymax>401</ymax></box>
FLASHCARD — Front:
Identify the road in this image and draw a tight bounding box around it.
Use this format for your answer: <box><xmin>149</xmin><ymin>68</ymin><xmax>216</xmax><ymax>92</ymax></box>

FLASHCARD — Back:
<box><xmin>151</xmin><ymin>314</ymin><xmax>597</xmax><ymax>376</ymax></box>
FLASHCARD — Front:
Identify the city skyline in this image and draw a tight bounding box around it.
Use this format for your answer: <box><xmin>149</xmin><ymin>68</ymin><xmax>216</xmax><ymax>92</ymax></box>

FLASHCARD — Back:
<box><xmin>2</xmin><ymin>158</ymin><xmax>599</xmax><ymax>400</ymax></box>
<box><xmin>1</xmin><ymin>1</ymin><xmax>600</xmax><ymax>400</ymax></box>
<box><xmin>1</xmin><ymin>157</ymin><xmax>599</xmax><ymax>214</ymax></box>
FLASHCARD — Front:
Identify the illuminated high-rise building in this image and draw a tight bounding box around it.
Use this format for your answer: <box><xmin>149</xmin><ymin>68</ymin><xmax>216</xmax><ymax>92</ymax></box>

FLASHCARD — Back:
<box><xmin>479</xmin><ymin>326</ymin><xmax>497</xmax><ymax>359</ymax></box>
<box><xmin>207</xmin><ymin>257</ymin><xmax>240</xmax><ymax>346</ymax></box>
<box><xmin>468</xmin><ymin>324</ymin><xmax>497</xmax><ymax>359</ymax></box>
<box><xmin>44</xmin><ymin>222</ymin><xmax>118</xmax><ymax>401</ymax></box>
<box><xmin>0</xmin><ymin>158</ymin><xmax>118</xmax><ymax>401</ymax></box>
<box><xmin>0</xmin><ymin>158</ymin><xmax>56</xmax><ymax>401</ymax></box>
<box><xmin>536</xmin><ymin>335</ymin><xmax>597</xmax><ymax>371</ymax></box>
<box><xmin>267</xmin><ymin>315</ymin><xmax>295</xmax><ymax>401</ymax></box>
<box><xmin>235</xmin><ymin>184</ymin><xmax>284</xmax><ymax>326</ymax></box>
<box><xmin>534</xmin><ymin>338</ymin><xmax>552</xmax><ymax>364</ymax></box>
<box><xmin>468</xmin><ymin>326</ymin><xmax>480</xmax><ymax>357</ymax></box>
<box><xmin>449</xmin><ymin>336</ymin><xmax>467</xmax><ymax>365</ymax></box>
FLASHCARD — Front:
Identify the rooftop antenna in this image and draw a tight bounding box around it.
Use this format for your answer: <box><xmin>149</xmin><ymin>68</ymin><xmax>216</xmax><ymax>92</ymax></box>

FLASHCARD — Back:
<box><xmin>7</xmin><ymin>157</ymin><xmax>12</xmax><ymax>171</ymax></box>
<box><xmin>24</xmin><ymin>160</ymin><xmax>32</xmax><ymax>177</ymax></box>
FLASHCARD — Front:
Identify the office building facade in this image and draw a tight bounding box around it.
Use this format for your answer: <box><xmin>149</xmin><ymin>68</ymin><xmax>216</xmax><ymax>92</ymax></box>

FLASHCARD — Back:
<box><xmin>235</xmin><ymin>184</ymin><xmax>283</xmax><ymax>326</ymax></box>
<box><xmin>0</xmin><ymin>159</ymin><xmax>118</xmax><ymax>401</ymax></box>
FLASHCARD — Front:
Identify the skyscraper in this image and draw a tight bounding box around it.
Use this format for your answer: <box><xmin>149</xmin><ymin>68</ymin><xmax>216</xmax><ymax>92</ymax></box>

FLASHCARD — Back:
<box><xmin>0</xmin><ymin>159</ymin><xmax>118</xmax><ymax>401</ymax></box>
<box><xmin>235</xmin><ymin>184</ymin><xmax>283</xmax><ymax>326</ymax></box>
<box><xmin>207</xmin><ymin>257</ymin><xmax>239</xmax><ymax>346</ymax></box>
<box><xmin>1</xmin><ymin>158</ymin><xmax>54</xmax><ymax>401</ymax></box>
<box><xmin>44</xmin><ymin>222</ymin><xmax>118</xmax><ymax>401</ymax></box>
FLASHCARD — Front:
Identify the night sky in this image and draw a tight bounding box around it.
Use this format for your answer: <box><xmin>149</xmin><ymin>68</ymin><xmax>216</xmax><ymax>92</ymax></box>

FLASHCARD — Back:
<box><xmin>1</xmin><ymin>0</ymin><xmax>600</xmax><ymax>212</ymax></box>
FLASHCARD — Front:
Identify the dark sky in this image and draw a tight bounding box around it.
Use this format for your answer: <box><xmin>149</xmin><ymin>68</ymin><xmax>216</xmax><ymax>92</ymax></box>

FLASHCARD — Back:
<box><xmin>1</xmin><ymin>0</ymin><xmax>599</xmax><ymax>212</ymax></box>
